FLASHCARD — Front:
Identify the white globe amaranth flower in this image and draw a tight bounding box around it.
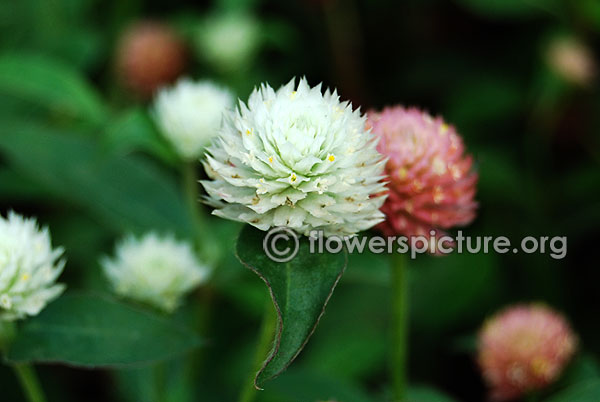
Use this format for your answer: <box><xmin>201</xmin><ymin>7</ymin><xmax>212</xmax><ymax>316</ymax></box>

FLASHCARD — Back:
<box><xmin>102</xmin><ymin>233</ymin><xmax>210</xmax><ymax>312</ymax></box>
<box><xmin>0</xmin><ymin>212</ymin><xmax>66</xmax><ymax>321</ymax></box>
<box><xmin>153</xmin><ymin>78</ymin><xmax>235</xmax><ymax>160</ymax></box>
<box><xmin>202</xmin><ymin>78</ymin><xmax>388</xmax><ymax>237</ymax></box>
<box><xmin>196</xmin><ymin>13</ymin><xmax>261</xmax><ymax>72</ymax></box>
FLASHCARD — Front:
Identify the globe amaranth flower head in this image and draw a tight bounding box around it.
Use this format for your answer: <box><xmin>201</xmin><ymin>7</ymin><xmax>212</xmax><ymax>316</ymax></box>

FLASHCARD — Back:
<box><xmin>102</xmin><ymin>233</ymin><xmax>210</xmax><ymax>312</ymax></box>
<box><xmin>196</xmin><ymin>13</ymin><xmax>261</xmax><ymax>73</ymax></box>
<box><xmin>478</xmin><ymin>304</ymin><xmax>577</xmax><ymax>401</ymax></box>
<box><xmin>115</xmin><ymin>21</ymin><xmax>186</xmax><ymax>99</ymax></box>
<box><xmin>153</xmin><ymin>78</ymin><xmax>235</xmax><ymax>160</ymax></box>
<box><xmin>0</xmin><ymin>212</ymin><xmax>66</xmax><ymax>321</ymax></box>
<box><xmin>367</xmin><ymin>106</ymin><xmax>477</xmax><ymax>241</ymax></box>
<box><xmin>202</xmin><ymin>77</ymin><xmax>388</xmax><ymax>237</ymax></box>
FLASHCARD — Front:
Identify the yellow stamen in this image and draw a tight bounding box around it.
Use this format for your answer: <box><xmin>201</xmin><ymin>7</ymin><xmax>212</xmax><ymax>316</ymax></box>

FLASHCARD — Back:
<box><xmin>328</xmin><ymin>154</ymin><xmax>335</xmax><ymax>162</ymax></box>
<box><xmin>398</xmin><ymin>167</ymin><xmax>408</xmax><ymax>179</ymax></box>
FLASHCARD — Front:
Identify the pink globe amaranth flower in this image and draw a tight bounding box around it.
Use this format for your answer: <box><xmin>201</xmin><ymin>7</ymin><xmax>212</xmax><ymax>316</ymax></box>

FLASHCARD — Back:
<box><xmin>478</xmin><ymin>304</ymin><xmax>577</xmax><ymax>401</ymax></box>
<box><xmin>115</xmin><ymin>22</ymin><xmax>186</xmax><ymax>99</ymax></box>
<box><xmin>367</xmin><ymin>107</ymin><xmax>477</xmax><ymax>243</ymax></box>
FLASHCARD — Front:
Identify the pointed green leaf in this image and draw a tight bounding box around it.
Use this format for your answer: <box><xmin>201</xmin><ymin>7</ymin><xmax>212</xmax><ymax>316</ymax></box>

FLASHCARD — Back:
<box><xmin>0</xmin><ymin>122</ymin><xmax>194</xmax><ymax>237</ymax></box>
<box><xmin>236</xmin><ymin>225</ymin><xmax>347</xmax><ymax>388</ymax></box>
<box><xmin>0</xmin><ymin>53</ymin><xmax>108</xmax><ymax>125</ymax></box>
<box><xmin>7</xmin><ymin>293</ymin><xmax>203</xmax><ymax>367</ymax></box>
<box><xmin>104</xmin><ymin>107</ymin><xmax>178</xmax><ymax>165</ymax></box>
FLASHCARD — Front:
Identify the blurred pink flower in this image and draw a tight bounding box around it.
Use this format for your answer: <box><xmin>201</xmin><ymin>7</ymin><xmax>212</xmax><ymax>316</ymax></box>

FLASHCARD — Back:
<box><xmin>115</xmin><ymin>22</ymin><xmax>186</xmax><ymax>99</ymax></box>
<box><xmin>478</xmin><ymin>304</ymin><xmax>577</xmax><ymax>401</ymax></box>
<box><xmin>367</xmin><ymin>107</ymin><xmax>477</xmax><ymax>244</ymax></box>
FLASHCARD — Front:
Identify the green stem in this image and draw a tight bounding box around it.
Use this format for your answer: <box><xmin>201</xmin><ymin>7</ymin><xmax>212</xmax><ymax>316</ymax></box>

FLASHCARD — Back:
<box><xmin>239</xmin><ymin>301</ymin><xmax>277</xmax><ymax>402</ymax></box>
<box><xmin>391</xmin><ymin>252</ymin><xmax>409</xmax><ymax>401</ymax></box>
<box><xmin>182</xmin><ymin>162</ymin><xmax>220</xmax><ymax>265</ymax></box>
<box><xmin>183</xmin><ymin>162</ymin><xmax>204</xmax><ymax>238</ymax></box>
<box><xmin>13</xmin><ymin>364</ymin><xmax>47</xmax><ymax>402</ymax></box>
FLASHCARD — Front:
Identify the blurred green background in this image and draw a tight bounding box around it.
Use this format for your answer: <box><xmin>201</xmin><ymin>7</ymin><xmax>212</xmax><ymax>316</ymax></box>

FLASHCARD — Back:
<box><xmin>0</xmin><ymin>0</ymin><xmax>598</xmax><ymax>401</ymax></box>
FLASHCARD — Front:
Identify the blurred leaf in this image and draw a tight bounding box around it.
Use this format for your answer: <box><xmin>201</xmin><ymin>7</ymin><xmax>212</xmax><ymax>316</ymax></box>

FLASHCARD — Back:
<box><xmin>303</xmin><ymin>321</ymin><xmax>387</xmax><ymax>381</ymax></box>
<box><xmin>445</xmin><ymin>76</ymin><xmax>522</xmax><ymax>132</ymax></box>
<box><xmin>7</xmin><ymin>293</ymin><xmax>203</xmax><ymax>367</ymax></box>
<box><xmin>260</xmin><ymin>368</ymin><xmax>376</xmax><ymax>402</ymax></box>
<box><xmin>574</xmin><ymin>0</ymin><xmax>600</xmax><ymax>31</ymax></box>
<box><xmin>0</xmin><ymin>53</ymin><xmax>108</xmax><ymax>125</ymax></box>
<box><xmin>475</xmin><ymin>148</ymin><xmax>531</xmax><ymax>208</ymax></box>
<box><xmin>0</xmin><ymin>0</ymin><xmax>103</xmax><ymax>70</ymax></box>
<box><xmin>301</xmin><ymin>283</ymin><xmax>388</xmax><ymax>381</ymax></box>
<box><xmin>46</xmin><ymin>214</ymin><xmax>111</xmax><ymax>289</ymax></box>
<box><xmin>554</xmin><ymin>355</ymin><xmax>600</xmax><ymax>392</ymax></box>
<box><xmin>344</xmin><ymin>243</ymin><xmax>390</xmax><ymax>285</ymax></box>
<box><xmin>411</xmin><ymin>252</ymin><xmax>500</xmax><ymax>332</ymax></box>
<box><xmin>113</xmin><ymin>366</ymin><xmax>158</xmax><ymax>402</ymax></box>
<box><xmin>0</xmin><ymin>320</ymin><xmax>16</xmax><ymax>352</ymax></box>
<box><xmin>114</xmin><ymin>358</ymin><xmax>198</xmax><ymax>402</ymax></box>
<box><xmin>0</xmin><ymin>168</ymin><xmax>50</xmax><ymax>200</ymax></box>
<box><xmin>215</xmin><ymin>0</ymin><xmax>262</xmax><ymax>13</ymax></box>
<box><xmin>407</xmin><ymin>386</ymin><xmax>459</xmax><ymax>402</ymax></box>
<box><xmin>104</xmin><ymin>107</ymin><xmax>178</xmax><ymax>164</ymax></box>
<box><xmin>546</xmin><ymin>379</ymin><xmax>600</xmax><ymax>402</ymax></box>
<box><xmin>0</xmin><ymin>122</ymin><xmax>194</xmax><ymax>237</ymax></box>
<box><xmin>236</xmin><ymin>225</ymin><xmax>347</xmax><ymax>388</ymax></box>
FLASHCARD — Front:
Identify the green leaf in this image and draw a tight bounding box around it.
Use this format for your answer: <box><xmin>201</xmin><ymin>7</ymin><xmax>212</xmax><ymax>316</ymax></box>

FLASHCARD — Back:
<box><xmin>215</xmin><ymin>0</ymin><xmax>262</xmax><ymax>13</ymax></box>
<box><xmin>301</xmin><ymin>283</ymin><xmax>389</xmax><ymax>382</ymax></box>
<box><xmin>0</xmin><ymin>168</ymin><xmax>50</xmax><ymax>201</ymax></box>
<box><xmin>104</xmin><ymin>107</ymin><xmax>178</xmax><ymax>165</ymax></box>
<box><xmin>546</xmin><ymin>379</ymin><xmax>600</xmax><ymax>402</ymax></box>
<box><xmin>445</xmin><ymin>76</ymin><xmax>522</xmax><ymax>130</ymax></box>
<box><xmin>0</xmin><ymin>53</ymin><xmax>108</xmax><ymax>125</ymax></box>
<box><xmin>7</xmin><ymin>293</ymin><xmax>203</xmax><ymax>367</ymax></box>
<box><xmin>565</xmin><ymin>355</ymin><xmax>600</xmax><ymax>381</ymax></box>
<box><xmin>235</xmin><ymin>225</ymin><xmax>347</xmax><ymax>388</ymax></box>
<box><xmin>0</xmin><ymin>122</ymin><xmax>194</xmax><ymax>237</ymax></box>
<box><xmin>407</xmin><ymin>386</ymin><xmax>459</xmax><ymax>402</ymax></box>
<box><xmin>411</xmin><ymin>252</ymin><xmax>500</xmax><ymax>332</ymax></box>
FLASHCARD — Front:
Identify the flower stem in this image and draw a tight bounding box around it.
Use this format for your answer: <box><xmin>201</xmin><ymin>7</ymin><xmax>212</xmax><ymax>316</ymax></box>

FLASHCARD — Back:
<box><xmin>182</xmin><ymin>162</ymin><xmax>219</xmax><ymax>265</ymax></box>
<box><xmin>391</xmin><ymin>252</ymin><xmax>409</xmax><ymax>401</ymax></box>
<box><xmin>238</xmin><ymin>301</ymin><xmax>277</xmax><ymax>402</ymax></box>
<box><xmin>13</xmin><ymin>364</ymin><xmax>47</xmax><ymax>402</ymax></box>
<box><xmin>182</xmin><ymin>162</ymin><xmax>204</xmax><ymax>239</ymax></box>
